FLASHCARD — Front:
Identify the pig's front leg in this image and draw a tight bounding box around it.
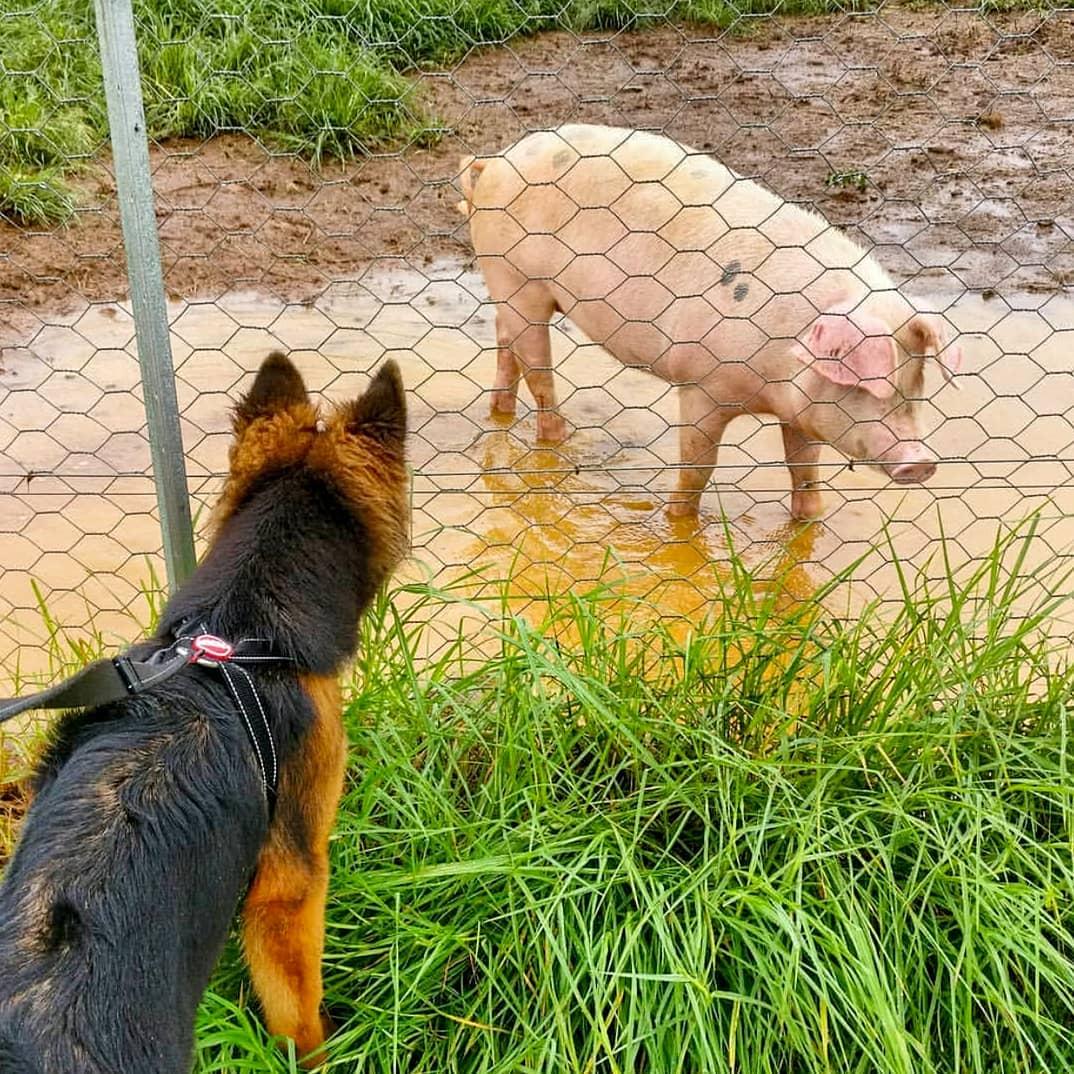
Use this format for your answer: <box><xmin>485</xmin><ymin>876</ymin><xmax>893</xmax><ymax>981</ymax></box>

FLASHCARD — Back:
<box><xmin>496</xmin><ymin>302</ymin><xmax>567</xmax><ymax>443</ymax></box>
<box><xmin>667</xmin><ymin>384</ymin><xmax>732</xmax><ymax>518</ymax></box>
<box><xmin>781</xmin><ymin>423</ymin><xmax>824</xmax><ymax>521</ymax></box>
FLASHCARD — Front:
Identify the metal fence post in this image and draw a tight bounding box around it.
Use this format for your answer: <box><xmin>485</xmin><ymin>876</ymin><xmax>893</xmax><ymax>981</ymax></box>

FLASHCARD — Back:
<box><xmin>93</xmin><ymin>0</ymin><xmax>197</xmax><ymax>590</ymax></box>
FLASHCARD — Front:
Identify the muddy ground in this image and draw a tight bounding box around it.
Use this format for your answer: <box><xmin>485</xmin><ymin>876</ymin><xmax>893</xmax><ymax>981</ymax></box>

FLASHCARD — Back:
<box><xmin>1</xmin><ymin>6</ymin><xmax>1072</xmax><ymax>323</ymax></box>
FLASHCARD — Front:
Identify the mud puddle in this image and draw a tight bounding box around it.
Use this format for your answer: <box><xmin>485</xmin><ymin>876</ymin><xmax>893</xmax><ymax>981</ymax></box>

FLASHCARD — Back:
<box><xmin>1</xmin><ymin>259</ymin><xmax>1072</xmax><ymax>679</ymax></box>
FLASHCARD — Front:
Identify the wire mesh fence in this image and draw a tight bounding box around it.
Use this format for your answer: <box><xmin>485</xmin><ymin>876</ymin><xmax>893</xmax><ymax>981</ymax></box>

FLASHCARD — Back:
<box><xmin>1</xmin><ymin>0</ymin><xmax>1072</xmax><ymax>679</ymax></box>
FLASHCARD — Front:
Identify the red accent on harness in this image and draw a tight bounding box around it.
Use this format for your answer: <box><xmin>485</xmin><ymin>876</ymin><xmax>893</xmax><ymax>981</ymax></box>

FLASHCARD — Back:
<box><xmin>189</xmin><ymin>634</ymin><xmax>235</xmax><ymax>664</ymax></box>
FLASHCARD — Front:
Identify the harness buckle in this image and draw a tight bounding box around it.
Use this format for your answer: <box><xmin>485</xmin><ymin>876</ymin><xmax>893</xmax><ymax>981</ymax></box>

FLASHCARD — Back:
<box><xmin>189</xmin><ymin>634</ymin><xmax>235</xmax><ymax>666</ymax></box>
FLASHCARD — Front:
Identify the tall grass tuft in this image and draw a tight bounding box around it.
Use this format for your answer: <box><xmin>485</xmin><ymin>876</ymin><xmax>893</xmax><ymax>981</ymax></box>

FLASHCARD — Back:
<box><xmin>189</xmin><ymin>521</ymin><xmax>1074</xmax><ymax>1073</ymax></box>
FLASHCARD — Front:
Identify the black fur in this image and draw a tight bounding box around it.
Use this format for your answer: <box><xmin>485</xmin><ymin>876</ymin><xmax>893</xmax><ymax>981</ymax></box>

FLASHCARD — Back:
<box><xmin>0</xmin><ymin>356</ymin><xmax>405</xmax><ymax>1073</ymax></box>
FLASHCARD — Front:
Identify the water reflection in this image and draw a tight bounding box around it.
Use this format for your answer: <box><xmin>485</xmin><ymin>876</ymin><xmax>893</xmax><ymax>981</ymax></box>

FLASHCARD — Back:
<box><xmin>452</xmin><ymin>429</ymin><xmax>821</xmax><ymax>626</ymax></box>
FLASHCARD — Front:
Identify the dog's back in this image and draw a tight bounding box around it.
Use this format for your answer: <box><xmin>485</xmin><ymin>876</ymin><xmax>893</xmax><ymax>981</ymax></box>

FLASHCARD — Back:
<box><xmin>0</xmin><ymin>679</ymin><xmax>270</xmax><ymax>1072</ymax></box>
<box><xmin>0</xmin><ymin>1033</ymin><xmax>41</xmax><ymax>1073</ymax></box>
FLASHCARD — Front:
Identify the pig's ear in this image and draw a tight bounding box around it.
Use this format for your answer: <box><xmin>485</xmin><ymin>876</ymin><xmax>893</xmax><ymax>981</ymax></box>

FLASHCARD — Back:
<box><xmin>906</xmin><ymin>313</ymin><xmax>963</xmax><ymax>381</ymax></box>
<box><xmin>793</xmin><ymin>312</ymin><xmax>896</xmax><ymax>400</ymax></box>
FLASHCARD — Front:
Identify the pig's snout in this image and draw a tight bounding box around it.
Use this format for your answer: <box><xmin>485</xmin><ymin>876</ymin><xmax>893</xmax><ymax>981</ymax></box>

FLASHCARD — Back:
<box><xmin>870</xmin><ymin>434</ymin><xmax>938</xmax><ymax>484</ymax></box>
<box><xmin>888</xmin><ymin>459</ymin><xmax>937</xmax><ymax>484</ymax></box>
<box><xmin>882</xmin><ymin>440</ymin><xmax>938</xmax><ymax>484</ymax></box>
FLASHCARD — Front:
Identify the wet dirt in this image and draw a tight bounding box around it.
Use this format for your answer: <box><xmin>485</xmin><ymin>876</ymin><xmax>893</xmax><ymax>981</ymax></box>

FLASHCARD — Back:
<box><xmin>1</xmin><ymin>8</ymin><xmax>1073</xmax><ymax>677</ymax></box>
<box><xmin>2</xmin><ymin>7</ymin><xmax>1073</xmax><ymax>319</ymax></box>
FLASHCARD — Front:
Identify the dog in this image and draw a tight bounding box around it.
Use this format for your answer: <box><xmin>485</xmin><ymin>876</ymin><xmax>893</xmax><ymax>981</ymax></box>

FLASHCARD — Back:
<box><xmin>0</xmin><ymin>352</ymin><xmax>409</xmax><ymax>1072</ymax></box>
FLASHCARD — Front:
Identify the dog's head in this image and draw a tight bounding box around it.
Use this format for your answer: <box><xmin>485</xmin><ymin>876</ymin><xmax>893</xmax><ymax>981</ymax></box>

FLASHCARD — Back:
<box><xmin>216</xmin><ymin>351</ymin><xmax>409</xmax><ymax>581</ymax></box>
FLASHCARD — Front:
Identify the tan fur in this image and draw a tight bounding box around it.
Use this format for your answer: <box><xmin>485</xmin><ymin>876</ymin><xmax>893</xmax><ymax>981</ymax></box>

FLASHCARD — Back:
<box><xmin>242</xmin><ymin>674</ymin><xmax>346</xmax><ymax>1068</ymax></box>
<box><xmin>212</xmin><ymin>403</ymin><xmax>320</xmax><ymax>534</ymax></box>
<box><xmin>309</xmin><ymin>409</ymin><xmax>410</xmax><ymax>579</ymax></box>
<box><xmin>213</xmin><ymin>398</ymin><xmax>408</xmax><ymax>579</ymax></box>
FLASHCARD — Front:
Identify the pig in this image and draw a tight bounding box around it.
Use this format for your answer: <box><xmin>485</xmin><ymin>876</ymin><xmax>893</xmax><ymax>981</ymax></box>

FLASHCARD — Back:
<box><xmin>457</xmin><ymin>124</ymin><xmax>963</xmax><ymax>519</ymax></box>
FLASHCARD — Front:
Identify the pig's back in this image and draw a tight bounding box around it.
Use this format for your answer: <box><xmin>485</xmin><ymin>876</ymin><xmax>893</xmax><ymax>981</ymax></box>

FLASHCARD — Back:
<box><xmin>474</xmin><ymin>125</ymin><xmax>746</xmax><ymax>242</ymax></box>
<box><xmin>475</xmin><ymin>124</ymin><xmax>883</xmax><ymax>273</ymax></box>
<box><xmin>470</xmin><ymin>124</ymin><xmax>894</xmax><ymax>364</ymax></box>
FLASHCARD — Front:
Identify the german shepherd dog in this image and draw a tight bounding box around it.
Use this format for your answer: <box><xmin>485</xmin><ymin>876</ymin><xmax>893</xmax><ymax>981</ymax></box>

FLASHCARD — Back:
<box><xmin>0</xmin><ymin>353</ymin><xmax>408</xmax><ymax>1072</ymax></box>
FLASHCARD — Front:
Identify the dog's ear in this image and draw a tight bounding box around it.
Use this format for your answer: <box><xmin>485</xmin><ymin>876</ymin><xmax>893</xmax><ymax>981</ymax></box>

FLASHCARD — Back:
<box><xmin>342</xmin><ymin>360</ymin><xmax>407</xmax><ymax>447</ymax></box>
<box><xmin>234</xmin><ymin>351</ymin><xmax>309</xmax><ymax>428</ymax></box>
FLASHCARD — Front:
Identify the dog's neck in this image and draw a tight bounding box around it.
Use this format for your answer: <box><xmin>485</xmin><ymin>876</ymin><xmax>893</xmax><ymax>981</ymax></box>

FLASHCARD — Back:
<box><xmin>158</xmin><ymin>469</ymin><xmax>380</xmax><ymax>675</ymax></box>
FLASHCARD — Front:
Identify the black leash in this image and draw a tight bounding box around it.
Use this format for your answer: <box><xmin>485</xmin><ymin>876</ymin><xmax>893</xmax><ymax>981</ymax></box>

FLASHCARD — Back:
<box><xmin>0</xmin><ymin>622</ymin><xmax>287</xmax><ymax>806</ymax></box>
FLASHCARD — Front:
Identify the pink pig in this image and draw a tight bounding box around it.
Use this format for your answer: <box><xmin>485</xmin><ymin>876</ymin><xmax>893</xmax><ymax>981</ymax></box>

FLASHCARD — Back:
<box><xmin>458</xmin><ymin>124</ymin><xmax>962</xmax><ymax>519</ymax></box>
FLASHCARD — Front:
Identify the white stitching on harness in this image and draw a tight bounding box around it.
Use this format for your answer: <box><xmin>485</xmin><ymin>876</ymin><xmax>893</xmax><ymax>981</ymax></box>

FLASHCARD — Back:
<box><xmin>219</xmin><ymin>663</ymin><xmax>268</xmax><ymax>795</ymax></box>
<box><xmin>231</xmin><ymin>662</ymin><xmax>278</xmax><ymax>788</ymax></box>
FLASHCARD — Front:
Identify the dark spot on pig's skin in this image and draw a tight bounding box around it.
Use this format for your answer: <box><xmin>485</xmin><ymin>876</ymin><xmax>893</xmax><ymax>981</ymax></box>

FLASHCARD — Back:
<box><xmin>721</xmin><ymin>261</ymin><xmax>741</xmax><ymax>285</ymax></box>
<box><xmin>733</xmin><ymin>283</ymin><xmax>749</xmax><ymax>302</ymax></box>
<box><xmin>552</xmin><ymin>150</ymin><xmax>572</xmax><ymax>168</ymax></box>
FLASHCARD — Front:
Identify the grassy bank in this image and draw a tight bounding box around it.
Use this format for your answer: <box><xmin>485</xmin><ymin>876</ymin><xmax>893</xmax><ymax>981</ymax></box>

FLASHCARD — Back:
<box><xmin>1</xmin><ymin>0</ymin><xmax>887</xmax><ymax>223</ymax></box>
<box><xmin>179</xmin><ymin>524</ymin><xmax>1074</xmax><ymax>1073</ymax></box>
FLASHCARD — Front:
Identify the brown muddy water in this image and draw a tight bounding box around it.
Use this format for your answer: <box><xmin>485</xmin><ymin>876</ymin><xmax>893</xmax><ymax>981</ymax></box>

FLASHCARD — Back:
<box><xmin>1</xmin><ymin>259</ymin><xmax>1072</xmax><ymax>682</ymax></box>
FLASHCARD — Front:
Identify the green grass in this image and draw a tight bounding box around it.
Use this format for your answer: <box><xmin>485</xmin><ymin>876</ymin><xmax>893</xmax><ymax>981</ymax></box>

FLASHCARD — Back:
<box><xmin>825</xmin><ymin>168</ymin><xmax>870</xmax><ymax>193</ymax></box>
<box><xmin>0</xmin><ymin>0</ymin><xmax>896</xmax><ymax>224</ymax></box>
<box><xmin>3</xmin><ymin>521</ymin><xmax>1071</xmax><ymax>1070</ymax></box>
<box><xmin>179</xmin><ymin>520</ymin><xmax>1074</xmax><ymax>1073</ymax></box>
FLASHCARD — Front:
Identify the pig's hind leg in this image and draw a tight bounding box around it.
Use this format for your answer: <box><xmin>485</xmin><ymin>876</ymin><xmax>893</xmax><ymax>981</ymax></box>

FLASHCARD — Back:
<box><xmin>495</xmin><ymin>288</ymin><xmax>566</xmax><ymax>443</ymax></box>
<box><xmin>490</xmin><ymin>346</ymin><xmax>522</xmax><ymax>417</ymax></box>
<box><xmin>668</xmin><ymin>384</ymin><xmax>732</xmax><ymax>518</ymax></box>
<box><xmin>780</xmin><ymin>423</ymin><xmax>824</xmax><ymax>520</ymax></box>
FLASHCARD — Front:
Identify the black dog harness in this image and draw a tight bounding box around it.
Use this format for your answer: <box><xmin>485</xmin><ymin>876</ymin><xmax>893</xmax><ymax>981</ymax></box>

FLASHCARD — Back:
<box><xmin>0</xmin><ymin>621</ymin><xmax>286</xmax><ymax>806</ymax></box>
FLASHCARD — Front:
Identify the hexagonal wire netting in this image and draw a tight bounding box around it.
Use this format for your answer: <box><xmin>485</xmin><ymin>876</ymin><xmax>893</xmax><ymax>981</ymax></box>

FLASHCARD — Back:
<box><xmin>1</xmin><ymin>3</ymin><xmax>1072</xmax><ymax>682</ymax></box>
